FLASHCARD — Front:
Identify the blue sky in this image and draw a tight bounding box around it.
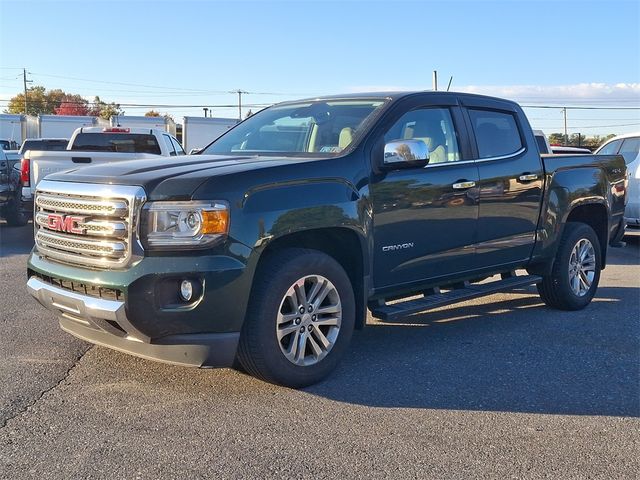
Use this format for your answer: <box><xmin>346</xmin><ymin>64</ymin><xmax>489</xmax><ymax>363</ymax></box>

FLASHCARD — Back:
<box><xmin>1</xmin><ymin>0</ymin><xmax>639</xmax><ymax>136</ymax></box>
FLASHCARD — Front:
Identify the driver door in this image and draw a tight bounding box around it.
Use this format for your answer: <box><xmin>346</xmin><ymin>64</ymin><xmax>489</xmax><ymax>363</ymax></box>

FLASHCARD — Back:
<box><xmin>370</xmin><ymin>100</ymin><xmax>480</xmax><ymax>290</ymax></box>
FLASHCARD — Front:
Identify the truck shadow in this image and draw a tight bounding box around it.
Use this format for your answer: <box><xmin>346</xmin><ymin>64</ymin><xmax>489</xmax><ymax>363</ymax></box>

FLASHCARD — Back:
<box><xmin>307</xmin><ymin>286</ymin><xmax>640</xmax><ymax>417</ymax></box>
<box><xmin>0</xmin><ymin>223</ymin><xmax>34</xmax><ymax>257</ymax></box>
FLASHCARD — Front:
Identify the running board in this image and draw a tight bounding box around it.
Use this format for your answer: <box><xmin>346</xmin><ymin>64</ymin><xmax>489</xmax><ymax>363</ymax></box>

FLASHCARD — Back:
<box><xmin>368</xmin><ymin>274</ymin><xmax>542</xmax><ymax>321</ymax></box>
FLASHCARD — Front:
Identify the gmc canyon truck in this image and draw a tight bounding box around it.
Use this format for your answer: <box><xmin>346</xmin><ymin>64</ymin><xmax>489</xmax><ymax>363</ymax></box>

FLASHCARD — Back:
<box><xmin>27</xmin><ymin>92</ymin><xmax>627</xmax><ymax>388</ymax></box>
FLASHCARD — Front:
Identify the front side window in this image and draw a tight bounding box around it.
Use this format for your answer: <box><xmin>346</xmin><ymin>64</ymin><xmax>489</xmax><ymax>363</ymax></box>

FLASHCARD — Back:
<box><xmin>384</xmin><ymin>107</ymin><xmax>461</xmax><ymax>164</ymax></box>
<box><xmin>618</xmin><ymin>137</ymin><xmax>640</xmax><ymax>165</ymax></box>
<box><xmin>171</xmin><ymin>137</ymin><xmax>185</xmax><ymax>155</ymax></box>
<box><xmin>596</xmin><ymin>139</ymin><xmax>623</xmax><ymax>155</ymax></box>
<box><xmin>469</xmin><ymin>109</ymin><xmax>523</xmax><ymax>159</ymax></box>
<box><xmin>202</xmin><ymin>99</ymin><xmax>386</xmax><ymax>156</ymax></box>
<box><xmin>163</xmin><ymin>135</ymin><xmax>177</xmax><ymax>156</ymax></box>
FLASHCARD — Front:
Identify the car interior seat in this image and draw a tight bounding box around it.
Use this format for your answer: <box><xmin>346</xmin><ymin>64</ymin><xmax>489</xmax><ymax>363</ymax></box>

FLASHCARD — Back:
<box><xmin>406</xmin><ymin>122</ymin><xmax>447</xmax><ymax>164</ymax></box>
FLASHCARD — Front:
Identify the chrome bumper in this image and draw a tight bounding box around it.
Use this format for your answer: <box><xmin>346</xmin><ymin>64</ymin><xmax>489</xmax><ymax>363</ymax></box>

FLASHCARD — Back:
<box><xmin>27</xmin><ymin>277</ymin><xmax>239</xmax><ymax>367</ymax></box>
<box><xmin>27</xmin><ymin>276</ymin><xmax>149</xmax><ymax>342</ymax></box>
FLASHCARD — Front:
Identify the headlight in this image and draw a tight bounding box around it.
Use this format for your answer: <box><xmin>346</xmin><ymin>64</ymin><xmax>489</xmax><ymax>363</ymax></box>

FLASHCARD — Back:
<box><xmin>141</xmin><ymin>201</ymin><xmax>229</xmax><ymax>249</ymax></box>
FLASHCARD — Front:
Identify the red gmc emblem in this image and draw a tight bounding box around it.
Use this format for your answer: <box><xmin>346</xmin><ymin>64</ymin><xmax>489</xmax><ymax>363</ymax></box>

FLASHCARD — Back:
<box><xmin>46</xmin><ymin>213</ymin><xmax>86</xmax><ymax>235</ymax></box>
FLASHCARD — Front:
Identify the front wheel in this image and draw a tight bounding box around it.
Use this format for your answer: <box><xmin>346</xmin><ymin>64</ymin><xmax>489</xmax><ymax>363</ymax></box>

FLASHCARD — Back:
<box><xmin>237</xmin><ymin>248</ymin><xmax>355</xmax><ymax>388</ymax></box>
<box><xmin>537</xmin><ymin>222</ymin><xmax>602</xmax><ymax>310</ymax></box>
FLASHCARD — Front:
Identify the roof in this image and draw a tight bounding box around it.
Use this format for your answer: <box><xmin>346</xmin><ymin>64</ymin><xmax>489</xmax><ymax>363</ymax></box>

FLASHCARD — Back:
<box><xmin>276</xmin><ymin>90</ymin><xmax>521</xmax><ymax>108</ymax></box>
<box><xmin>603</xmin><ymin>131</ymin><xmax>640</xmax><ymax>141</ymax></box>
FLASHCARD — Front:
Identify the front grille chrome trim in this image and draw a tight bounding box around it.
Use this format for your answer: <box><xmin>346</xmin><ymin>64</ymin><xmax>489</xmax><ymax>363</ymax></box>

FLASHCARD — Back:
<box><xmin>34</xmin><ymin>212</ymin><xmax>128</xmax><ymax>238</ymax></box>
<box><xmin>36</xmin><ymin>230</ymin><xmax>127</xmax><ymax>258</ymax></box>
<box><xmin>35</xmin><ymin>193</ymin><xmax>128</xmax><ymax>217</ymax></box>
<box><xmin>34</xmin><ymin>180</ymin><xmax>146</xmax><ymax>269</ymax></box>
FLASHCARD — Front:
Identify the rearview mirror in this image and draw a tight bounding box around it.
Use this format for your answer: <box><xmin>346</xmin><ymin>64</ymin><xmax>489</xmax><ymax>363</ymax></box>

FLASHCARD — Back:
<box><xmin>383</xmin><ymin>139</ymin><xmax>429</xmax><ymax>168</ymax></box>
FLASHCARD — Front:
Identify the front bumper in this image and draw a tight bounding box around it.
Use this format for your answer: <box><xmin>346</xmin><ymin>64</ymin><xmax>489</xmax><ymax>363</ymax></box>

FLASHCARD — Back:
<box><xmin>27</xmin><ymin>276</ymin><xmax>239</xmax><ymax>367</ymax></box>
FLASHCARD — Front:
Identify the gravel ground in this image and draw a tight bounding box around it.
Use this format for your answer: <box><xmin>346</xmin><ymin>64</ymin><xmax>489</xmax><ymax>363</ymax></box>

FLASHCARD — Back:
<box><xmin>0</xmin><ymin>223</ymin><xmax>638</xmax><ymax>479</ymax></box>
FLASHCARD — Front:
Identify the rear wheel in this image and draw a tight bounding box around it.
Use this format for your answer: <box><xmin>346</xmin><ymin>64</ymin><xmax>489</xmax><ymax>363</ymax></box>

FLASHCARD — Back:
<box><xmin>237</xmin><ymin>248</ymin><xmax>355</xmax><ymax>388</ymax></box>
<box><xmin>4</xmin><ymin>196</ymin><xmax>28</xmax><ymax>227</ymax></box>
<box><xmin>537</xmin><ymin>222</ymin><xmax>601</xmax><ymax>310</ymax></box>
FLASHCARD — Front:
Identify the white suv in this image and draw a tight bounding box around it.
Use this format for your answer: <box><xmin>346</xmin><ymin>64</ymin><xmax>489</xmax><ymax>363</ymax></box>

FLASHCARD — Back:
<box><xmin>596</xmin><ymin>132</ymin><xmax>640</xmax><ymax>229</ymax></box>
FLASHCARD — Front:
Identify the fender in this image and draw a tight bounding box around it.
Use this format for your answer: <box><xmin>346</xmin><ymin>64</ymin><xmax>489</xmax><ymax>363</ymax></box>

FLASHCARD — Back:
<box><xmin>529</xmin><ymin>164</ymin><xmax>613</xmax><ymax>273</ymax></box>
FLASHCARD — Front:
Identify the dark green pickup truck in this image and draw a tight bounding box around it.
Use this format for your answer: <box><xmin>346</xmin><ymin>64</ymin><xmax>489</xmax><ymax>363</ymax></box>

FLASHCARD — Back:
<box><xmin>27</xmin><ymin>92</ymin><xmax>627</xmax><ymax>387</ymax></box>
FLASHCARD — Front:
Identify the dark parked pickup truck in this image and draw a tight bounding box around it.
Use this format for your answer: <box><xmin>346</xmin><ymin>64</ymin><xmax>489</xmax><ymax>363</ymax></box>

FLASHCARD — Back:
<box><xmin>27</xmin><ymin>92</ymin><xmax>627</xmax><ymax>387</ymax></box>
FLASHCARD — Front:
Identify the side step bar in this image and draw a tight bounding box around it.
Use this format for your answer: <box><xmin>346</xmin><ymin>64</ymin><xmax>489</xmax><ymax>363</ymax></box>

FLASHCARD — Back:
<box><xmin>368</xmin><ymin>274</ymin><xmax>542</xmax><ymax>321</ymax></box>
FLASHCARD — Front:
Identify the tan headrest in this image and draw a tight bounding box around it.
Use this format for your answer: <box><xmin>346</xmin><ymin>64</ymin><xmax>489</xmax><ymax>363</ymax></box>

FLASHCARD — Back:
<box><xmin>339</xmin><ymin>127</ymin><xmax>354</xmax><ymax>149</ymax></box>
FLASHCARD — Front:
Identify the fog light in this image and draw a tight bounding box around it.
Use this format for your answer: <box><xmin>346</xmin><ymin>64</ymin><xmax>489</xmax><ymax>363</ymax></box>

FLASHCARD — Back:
<box><xmin>180</xmin><ymin>280</ymin><xmax>193</xmax><ymax>302</ymax></box>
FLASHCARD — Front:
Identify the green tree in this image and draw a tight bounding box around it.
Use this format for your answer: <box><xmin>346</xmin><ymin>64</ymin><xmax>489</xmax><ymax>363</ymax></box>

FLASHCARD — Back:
<box><xmin>6</xmin><ymin>86</ymin><xmax>60</xmax><ymax>115</ymax></box>
<box><xmin>548</xmin><ymin>133</ymin><xmax>565</xmax><ymax>145</ymax></box>
<box><xmin>90</xmin><ymin>96</ymin><xmax>123</xmax><ymax>120</ymax></box>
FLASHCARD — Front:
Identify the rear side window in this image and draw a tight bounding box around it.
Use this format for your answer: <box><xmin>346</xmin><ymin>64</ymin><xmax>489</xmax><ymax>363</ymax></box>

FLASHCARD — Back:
<box><xmin>70</xmin><ymin>133</ymin><xmax>161</xmax><ymax>154</ymax></box>
<box><xmin>618</xmin><ymin>137</ymin><xmax>640</xmax><ymax>165</ymax></box>
<box><xmin>534</xmin><ymin>135</ymin><xmax>550</xmax><ymax>154</ymax></box>
<box><xmin>469</xmin><ymin>109</ymin><xmax>523</xmax><ymax>159</ymax></box>
<box><xmin>596</xmin><ymin>139</ymin><xmax>622</xmax><ymax>155</ymax></box>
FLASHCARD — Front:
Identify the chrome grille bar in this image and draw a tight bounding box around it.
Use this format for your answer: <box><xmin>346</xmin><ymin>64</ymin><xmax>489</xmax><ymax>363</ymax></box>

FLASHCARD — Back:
<box><xmin>36</xmin><ymin>230</ymin><xmax>126</xmax><ymax>258</ymax></box>
<box><xmin>34</xmin><ymin>212</ymin><xmax>128</xmax><ymax>238</ymax></box>
<box><xmin>35</xmin><ymin>193</ymin><xmax>128</xmax><ymax>217</ymax></box>
<box><xmin>34</xmin><ymin>180</ymin><xmax>146</xmax><ymax>269</ymax></box>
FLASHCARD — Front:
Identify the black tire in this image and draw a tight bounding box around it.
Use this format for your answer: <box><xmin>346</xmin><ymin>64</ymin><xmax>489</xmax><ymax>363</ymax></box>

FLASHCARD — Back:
<box><xmin>237</xmin><ymin>248</ymin><xmax>355</xmax><ymax>388</ymax></box>
<box><xmin>4</xmin><ymin>197</ymin><xmax>28</xmax><ymax>227</ymax></box>
<box><xmin>537</xmin><ymin>222</ymin><xmax>602</xmax><ymax>311</ymax></box>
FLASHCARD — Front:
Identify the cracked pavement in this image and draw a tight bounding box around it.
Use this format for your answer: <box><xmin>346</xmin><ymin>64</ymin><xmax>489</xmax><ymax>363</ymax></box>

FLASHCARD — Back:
<box><xmin>0</xmin><ymin>223</ymin><xmax>638</xmax><ymax>479</ymax></box>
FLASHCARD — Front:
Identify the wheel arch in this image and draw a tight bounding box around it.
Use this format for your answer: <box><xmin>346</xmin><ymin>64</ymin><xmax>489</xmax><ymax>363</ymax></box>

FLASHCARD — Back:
<box><xmin>254</xmin><ymin>227</ymin><xmax>368</xmax><ymax>329</ymax></box>
<box><xmin>564</xmin><ymin>202</ymin><xmax>609</xmax><ymax>268</ymax></box>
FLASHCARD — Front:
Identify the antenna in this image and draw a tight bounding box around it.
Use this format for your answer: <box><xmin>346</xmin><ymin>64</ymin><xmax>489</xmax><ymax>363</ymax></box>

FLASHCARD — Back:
<box><xmin>446</xmin><ymin>76</ymin><xmax>453</xmax><ymax>92</ymax></box>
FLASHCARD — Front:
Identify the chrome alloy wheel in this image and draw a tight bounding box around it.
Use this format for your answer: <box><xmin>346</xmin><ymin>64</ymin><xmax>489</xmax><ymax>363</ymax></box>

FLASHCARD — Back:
<box><xmin>276</xmin><ymin>275</ymin><xmax>342</xmax><ymax>366</ymax></box>
<box><xmin>568</xmin><ymin>238</ymin><xmax>596</xmax><ymax>297</ymax></box>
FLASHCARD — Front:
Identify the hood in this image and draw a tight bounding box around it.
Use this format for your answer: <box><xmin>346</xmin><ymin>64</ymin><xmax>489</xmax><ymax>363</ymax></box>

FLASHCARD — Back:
<box><xmin>44</xmin><ymin>154</ymin><xmax>308</xmax><ymax>200</ymax></box>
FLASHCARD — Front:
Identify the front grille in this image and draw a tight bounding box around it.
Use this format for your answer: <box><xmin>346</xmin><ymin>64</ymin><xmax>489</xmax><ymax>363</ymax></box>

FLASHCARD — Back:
<box><xmin>30</xmin><ymin>270</ymin><xmax>124</xmax><ymax>301</ymax></box>
<box><xmin>34</xmin><ymin>180</ymin><xmax>146</xmax><ymax>268</ymax></box>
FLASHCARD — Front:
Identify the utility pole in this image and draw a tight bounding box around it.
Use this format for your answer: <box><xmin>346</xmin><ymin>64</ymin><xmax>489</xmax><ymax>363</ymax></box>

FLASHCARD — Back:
<box><xmin>230</xmin><ymin>89</ymin><xmax>248</xmax><ymax>121</ymax></box>
<box><xmin>432</xmin><ymin>70</ymin><xmax>438</xmax><ymax>91</ymax></box>
<box><xmin>203</xmin><ymin>107</ymin><xmax>209</xmax><ymax>118</ymax></box>
<box><xmin>23</xmin><ymin>68</ymin><xmax>32</xmax><ymax>114</ymax></box>
<box><xmin>562</xmin><ymin>107</ymin><xmax>568</xmax><ymax>145</ymax></box>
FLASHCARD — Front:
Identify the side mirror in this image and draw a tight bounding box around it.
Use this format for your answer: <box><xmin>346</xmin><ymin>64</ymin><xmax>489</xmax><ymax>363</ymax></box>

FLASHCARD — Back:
<box><xmin>383</xmin><ymin>139</ymin><xmax>429</xmax><ymax>169</ymax></box>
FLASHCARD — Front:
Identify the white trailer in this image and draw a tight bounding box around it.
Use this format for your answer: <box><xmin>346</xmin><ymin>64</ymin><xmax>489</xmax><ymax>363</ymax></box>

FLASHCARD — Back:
<box><xmin>182</xmin><ymin>116</ymin><xmax>237</xmax><ymax>152</ymax></box>
<box><xmin>110</xmin><ymin>115</ymin><xmax>177</xmax><ymax>136</ymax></box>
<box><xmin>37</xmin><ymin>115</ymin><xmax>106</xmax><ymax>139</ymax></box>
<box><xmin>0</xmin><ymin>114</ymin><xmax>38</xmax><ymax>146</ymax></box>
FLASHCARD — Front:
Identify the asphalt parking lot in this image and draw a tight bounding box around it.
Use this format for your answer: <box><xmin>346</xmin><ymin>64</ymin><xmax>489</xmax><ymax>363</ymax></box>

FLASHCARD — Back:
<box><xmin>0</xmin><ymin>223</ymin><xmax>638</xmax><ymax>479</ymax></box>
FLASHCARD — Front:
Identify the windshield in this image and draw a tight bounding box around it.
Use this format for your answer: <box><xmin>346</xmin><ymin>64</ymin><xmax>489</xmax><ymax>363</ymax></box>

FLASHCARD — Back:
<box><xmin>202</xmin><ymin>99</ymin><xmax>386</xmax><ymax>156</ymax></box>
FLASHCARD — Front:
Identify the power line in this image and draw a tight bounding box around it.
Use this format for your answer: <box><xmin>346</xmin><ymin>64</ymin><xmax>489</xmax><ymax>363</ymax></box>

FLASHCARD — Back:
<box><xmin>522</xmin><ymin>105</ymin><xmax>640</xmax><ymax>110</ymax></box>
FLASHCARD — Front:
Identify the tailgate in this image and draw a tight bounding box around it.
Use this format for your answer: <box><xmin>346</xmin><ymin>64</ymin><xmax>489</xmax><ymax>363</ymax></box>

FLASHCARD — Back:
<box><xmin>29</xmin><ymin>151</ymin><xmax>157</xmax><ymax>188</ymax></box>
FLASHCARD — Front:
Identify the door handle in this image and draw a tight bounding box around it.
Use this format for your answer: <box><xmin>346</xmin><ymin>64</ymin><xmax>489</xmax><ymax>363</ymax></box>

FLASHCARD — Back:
<box><xmin>518</xmin><ymin>173</ymin><xmax>538</xmax><ymax>182</ymax></box>
<box><xmin>452</xmin><ymin>181</ymin><xmax>476</xmax><ymax>190</ymax></box>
